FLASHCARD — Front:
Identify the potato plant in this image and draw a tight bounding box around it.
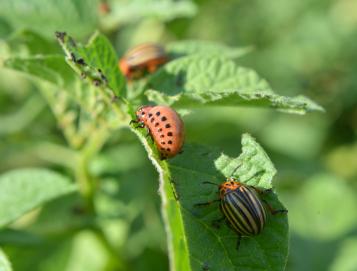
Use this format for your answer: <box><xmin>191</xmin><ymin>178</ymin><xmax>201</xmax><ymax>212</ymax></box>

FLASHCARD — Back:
<box><xmin>0</xmin><ymin>1</ymin><xmax>329</xmax><ymax>271</ymax></box>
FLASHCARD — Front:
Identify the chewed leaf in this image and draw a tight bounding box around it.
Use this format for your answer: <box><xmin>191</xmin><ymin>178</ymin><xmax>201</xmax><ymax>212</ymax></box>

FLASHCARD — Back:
<box><xmin>56</xmin><ymin>31</ymin><xmax>125</xmax><ymax>97</ymax></box>
<box><xmin>132</xmin><ymin>125</ymin><xmax>288</xmax><ymax>271</ymax></box>
<box><xmin>146</xmin><ymin>55</ymin><xmax>323</xmax><ymax>114</ymax></box>
<box><xmin>167</xmin><ymin>40</ymin><xmax>252</xmax><ymax>58</ymax></box>
<box><xmin>145</xmin><ymin>89</ymin><xmax>323</xmax><ymax>114</ymax></box>
<box><xmin>214</xmin><ymin>133</ymin><xmax>276</xmax><ymax>189</ymax></box>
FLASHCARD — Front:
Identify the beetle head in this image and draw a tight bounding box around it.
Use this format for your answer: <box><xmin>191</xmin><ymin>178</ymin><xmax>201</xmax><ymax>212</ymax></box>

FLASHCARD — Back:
<box><xmin>219</xmin><ymin>178</ymin><xmax>242</xmax><ymax>199</ymax></box>
<box><xmin>135</xmin><ymin>105</ymin><xmax>154</xmax><ymax>122</ymax></box>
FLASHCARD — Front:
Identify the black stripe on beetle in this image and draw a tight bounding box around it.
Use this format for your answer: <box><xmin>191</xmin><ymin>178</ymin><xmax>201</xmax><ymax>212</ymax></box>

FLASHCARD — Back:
<box><xmin>194</xmin><ymin>174</ymin><xmax>287</xmax><ymax>251</ymax></box>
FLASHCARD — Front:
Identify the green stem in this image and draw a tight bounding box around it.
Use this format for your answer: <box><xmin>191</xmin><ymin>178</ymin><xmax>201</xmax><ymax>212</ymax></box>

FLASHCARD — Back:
<box><xmin>73</xmin><ymin>127</ymin><xmax>128</xmax><ymax>270</ymax></box>
<box><xmin>91</xmin><ymin>227</ymin><xmax>126</xmax><ymax>271</ymax></box>
<box><xmin>75</xmin><ymin>127</ymin><xmax>109</xmax><ymax>213</ymax></box>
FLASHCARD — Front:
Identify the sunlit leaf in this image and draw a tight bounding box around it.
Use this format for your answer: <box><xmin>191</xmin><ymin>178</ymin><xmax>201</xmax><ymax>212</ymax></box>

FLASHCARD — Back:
<box><xmin>167</xmin><ymin>40</ymin><xmax>252</xmax><ymax>58</ymax></box>
<box><xmin>131</xmin><ymin>126</ymin><xmax>288</xmax><ymax>271</ymax></box>
<box><xmin>0</xmin><ymin>0</ymin><xmax>98</xmax><ymax>39</ymax></box>
<box><xmin>0</xmin><ymin>249</ymin><xmax>12</xmax><ymax>271</ymax></box>
<box><xmin>146</xmin><ymin>55</ymin><xmax>323</xmax><ymax>114</ymax></box>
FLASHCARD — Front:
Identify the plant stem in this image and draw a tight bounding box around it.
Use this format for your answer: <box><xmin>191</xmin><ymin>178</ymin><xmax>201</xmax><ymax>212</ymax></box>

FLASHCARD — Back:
<box><xmin>73</xmin><ymin>127</ymin><xmax>129</xmax><ymax>269</ymax></box>
<box><xmin>91</xmin><ymin>226</ymin><xmax>127</xmax><ymax>271</ymax></box>
<box><xmin>75</xmin><ymin>127</ymin><xmax>109</xmax><ymax>213</ymax></box>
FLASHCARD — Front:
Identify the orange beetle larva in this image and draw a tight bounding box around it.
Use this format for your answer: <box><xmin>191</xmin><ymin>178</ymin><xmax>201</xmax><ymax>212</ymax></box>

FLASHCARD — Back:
<box><xmin>131</xmin><ymin>105</ymin><xmax>185</xmax><ymax>159</ymax></box>
<box><xmin>119</xmin><ymin>43</ymin><xmax>168</xmax><ymax>80</ymax></box>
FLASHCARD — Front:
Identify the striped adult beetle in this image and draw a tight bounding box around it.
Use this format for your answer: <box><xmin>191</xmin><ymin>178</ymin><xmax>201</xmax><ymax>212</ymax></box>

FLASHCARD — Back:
<box><xmin>119</xmin><ymin>43</ymin><xmax>168</xmax><ymax>80</ymax></box>
<box><xmin>195</xmin><ymin>165</ymin><xmax>287</xmax><ymax>249</ymax></box>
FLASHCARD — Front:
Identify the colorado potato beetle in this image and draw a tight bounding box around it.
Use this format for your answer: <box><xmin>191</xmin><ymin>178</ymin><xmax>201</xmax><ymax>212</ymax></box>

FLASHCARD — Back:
<box><xmin>196</xmin><ymin>166</ymin><xmax>287</xmax><ymax>249</ymax></box>
<box><xmin>119</xmin><ymin>43</ymin><xmax>168</xmax><ymax>80</ymax></box>
<box><xmin>131</xmin><ymin>105</ymin><xmax>184</xmax><ymax>159</ymax></box>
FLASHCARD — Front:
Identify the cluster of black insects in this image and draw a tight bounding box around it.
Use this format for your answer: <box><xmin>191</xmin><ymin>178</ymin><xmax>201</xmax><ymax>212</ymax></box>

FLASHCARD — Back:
<box><xmin>55</xmin><ymin>31</ymin><xmax>109</xmax><ymax>89</ymax></box>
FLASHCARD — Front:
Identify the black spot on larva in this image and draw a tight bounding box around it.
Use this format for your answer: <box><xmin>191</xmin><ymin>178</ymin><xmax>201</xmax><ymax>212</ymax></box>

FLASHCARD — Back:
<box><xmin>148</xmin><ymin>113</ymin><xmax>153</xmax><ymax>117</ymax></box>
<box><xmin>161</xmin><ymin>116</ymin><xmax>167</xmax><ymax>121</ymax></box>
<box><xmin>166</xmin><ymin>148</ymin><xmax>171</xmax><ymax>152</ymax></box>
<box><xmin>156</xmin><ymin>111</ymin><xmax>160</xmax><ymax>116</ymax></box>
<box><xmin>165</xmin><ymin>124</ymin><xmax>171</xmax><ymax>128</ymax></box>
<box><xmin>158</xmin><ymin>128</ymin><xmax>162</xmax><ymax>132</ymax></box>
<box><xmin>150</xmin><ymin>118</ymin><xmax>155</xmax><ymax>123</ymax></box>
<box><xmin>161</xmin><ymin>141</ymin><xmax>165</xmax><ymax>145</ymax></box>
<box><xmin>155</xmin><ymin>122</ymin><xmax>159</xmax><ymax>127</ymax></box>
<box><xmin>167</xmin><ymin>132</ymin><xmax>173</xmax><ymax>136</ymax></box>
<box><xmin>160</xmin><ymin>135</ymin><xmax>164</xmax><ymax>138</ymax></box>
<box><xmin>141</xmin><ymin>111</ymin><xmax>145</xmax><ymax>115</ymax></box>
<box><xmin>168</xmin><ymin>140</ymin><xmax>172</xmax><ymax>144</ymax></box>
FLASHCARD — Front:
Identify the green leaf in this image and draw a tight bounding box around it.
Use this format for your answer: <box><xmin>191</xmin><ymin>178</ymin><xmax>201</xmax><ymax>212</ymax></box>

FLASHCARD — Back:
<box><xmin>331</xmin><ymin>237</ymin><xmax>357</xmax><ymax>271</ymax></box>
<box><xmin>283</xmin><ymin>174</ymin><xmax>357</xmax><ymax>241</ymax></box>
<box><xmin>167</xmin><ymin>40</ymin><xmax>252</xmax><ymax>59</ymax></box>
<box><xmin>0</xmin><ymin>168</ymin><xmax>76</xmax><ymax>228</ymax></box>
<box><xmin>4</xmin><ymin>55</ymin><xmax>75</xmax><ymax>88</ymax></box>
<box><xmin>0</xmin><ymin>94</ymin><xmax>46</xmax><ymax>135</ymax></box>
<box><xmin>6</xmin><ymin>30</ymin><xmax>61</xmax><ymax>55</ymax></box>
<box><xmin>100</xmin><ymin>0</ymin><xmax>197</xmax><ymax>30</ymax></box>
<box><xmin>56</xmin><ymin>31</ymin><xmax>125</xmax><ymax>98</ymax></box>
<box><xmin>131</xmin><ymin>126</ymin><xmax>288</xmax><ymax>271</ymax></box>
<box><xmin>0</xmin><ymin>0</ymin><xmax>98</xmax><ymax>39</ymax></box>
<box><xmin>146</xmin><ymin>55</ymin><xmax>323</xmax><ymax>114</ymax></box>
<box><xmin>65</xmin><ymin>231</ymin><xmax>117</xmax><ymax>271</ymax></box>
<box><xmin>3</xmin><ymin>30</ymin><xmax>76</xmax><ymax>88</ymax></box>
<box><xmin>0</xmin><ymin>18</ymin><xmax>12</xmax><ymax>39</ymax></box>
<box><xmin>76</xmin><ymin>32</ymin><xmax>125</xmax><ymax>97</ymax></box>
<box><xmin>0</xmin><ymin>248</ymin><xmax>12</xmax><ymax>271</ymax></box>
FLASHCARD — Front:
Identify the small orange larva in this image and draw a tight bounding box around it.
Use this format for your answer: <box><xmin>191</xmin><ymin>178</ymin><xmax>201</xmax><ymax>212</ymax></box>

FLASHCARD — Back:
<box><xmin>119</xmin><ymin>43</ymin><xmax>168</xmax><ymax>80</ymax></box>
<box><xmin>131</xmin><ymin>105</ymin><xmax>185</xmax><ymax>159</ymax></box>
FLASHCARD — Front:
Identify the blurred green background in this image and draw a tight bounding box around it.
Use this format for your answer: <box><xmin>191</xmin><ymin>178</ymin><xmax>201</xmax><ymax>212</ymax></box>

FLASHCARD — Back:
<box><xmin>0</xmin><ymin>0</ymin><xmax>357</xmax><ymax>270</ymax></box>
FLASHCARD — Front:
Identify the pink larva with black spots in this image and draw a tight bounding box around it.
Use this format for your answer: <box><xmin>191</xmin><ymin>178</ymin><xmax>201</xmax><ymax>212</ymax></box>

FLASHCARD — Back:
<box><xmin>132</xmin><ymin>105</ymin><xmax>185</xmax><ymax>159</ymax></box>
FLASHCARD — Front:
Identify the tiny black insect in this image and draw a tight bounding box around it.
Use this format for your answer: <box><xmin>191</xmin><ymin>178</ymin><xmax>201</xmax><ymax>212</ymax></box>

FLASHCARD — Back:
<box><xmin>76</xmin><ymin>58</ymin><xmax>86</xmax><ymax>65</ymax></box>
<box><xmin>93</xmin><ymin>79</ymin><xmax>102</xmax><ymax>86</ymax></box>
<box><xmin>55</xmin><ymin>31</ymin><xmax>66</xmax><ymax>42</ymax></box>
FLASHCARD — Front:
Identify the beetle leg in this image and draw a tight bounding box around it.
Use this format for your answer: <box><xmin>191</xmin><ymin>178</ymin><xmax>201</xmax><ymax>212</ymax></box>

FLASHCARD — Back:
<box><xmin>145</xmin><ymin>127</ymin><xmax>152</xmax><ymax>138</ymax></box>
<box><xmin>253</xmin><ymin>187</ymin><xmax>288</xmax><ymax>214</ymax></box>
<box><xmin>262</xmin><ymin>199</ymin><xmax>288</xmax><ymax>215</ymax></box>
<box><xmin>243</xmin><ymin>170</ymin><xmax>265</xmax><ymax>182</ymax></box>
<box><xmin>211</xmin><ymin>216</ymin><xmax>226</xmax><ymax>229</ymax></box>
<box><xmin>134</xmin><ymin>122</ymin><xmax>145</xmax><ymax>129</ymax></box>
<box><xmin>202</xmin><ymin>181</ymin><xmax>218</xmax><ymax>186</ymax></box>
<box><xmin>169</xmin><ymin>179</ymin><xmax>179</xmax><ymax>200</ymax></box>
<box><xmin>201</xmin><ymin>262</ymin><xmax>210</xmax><ymax>271</ymax></box>
<box><xmin>236</xmin><ymin>235</ymin><xmax>242</xmax><ymax>250</ymax></box>
<box><xmin>194</xmin><ymin>199</ymin><xmax>220</xmax><ymax>207</ymax></box>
